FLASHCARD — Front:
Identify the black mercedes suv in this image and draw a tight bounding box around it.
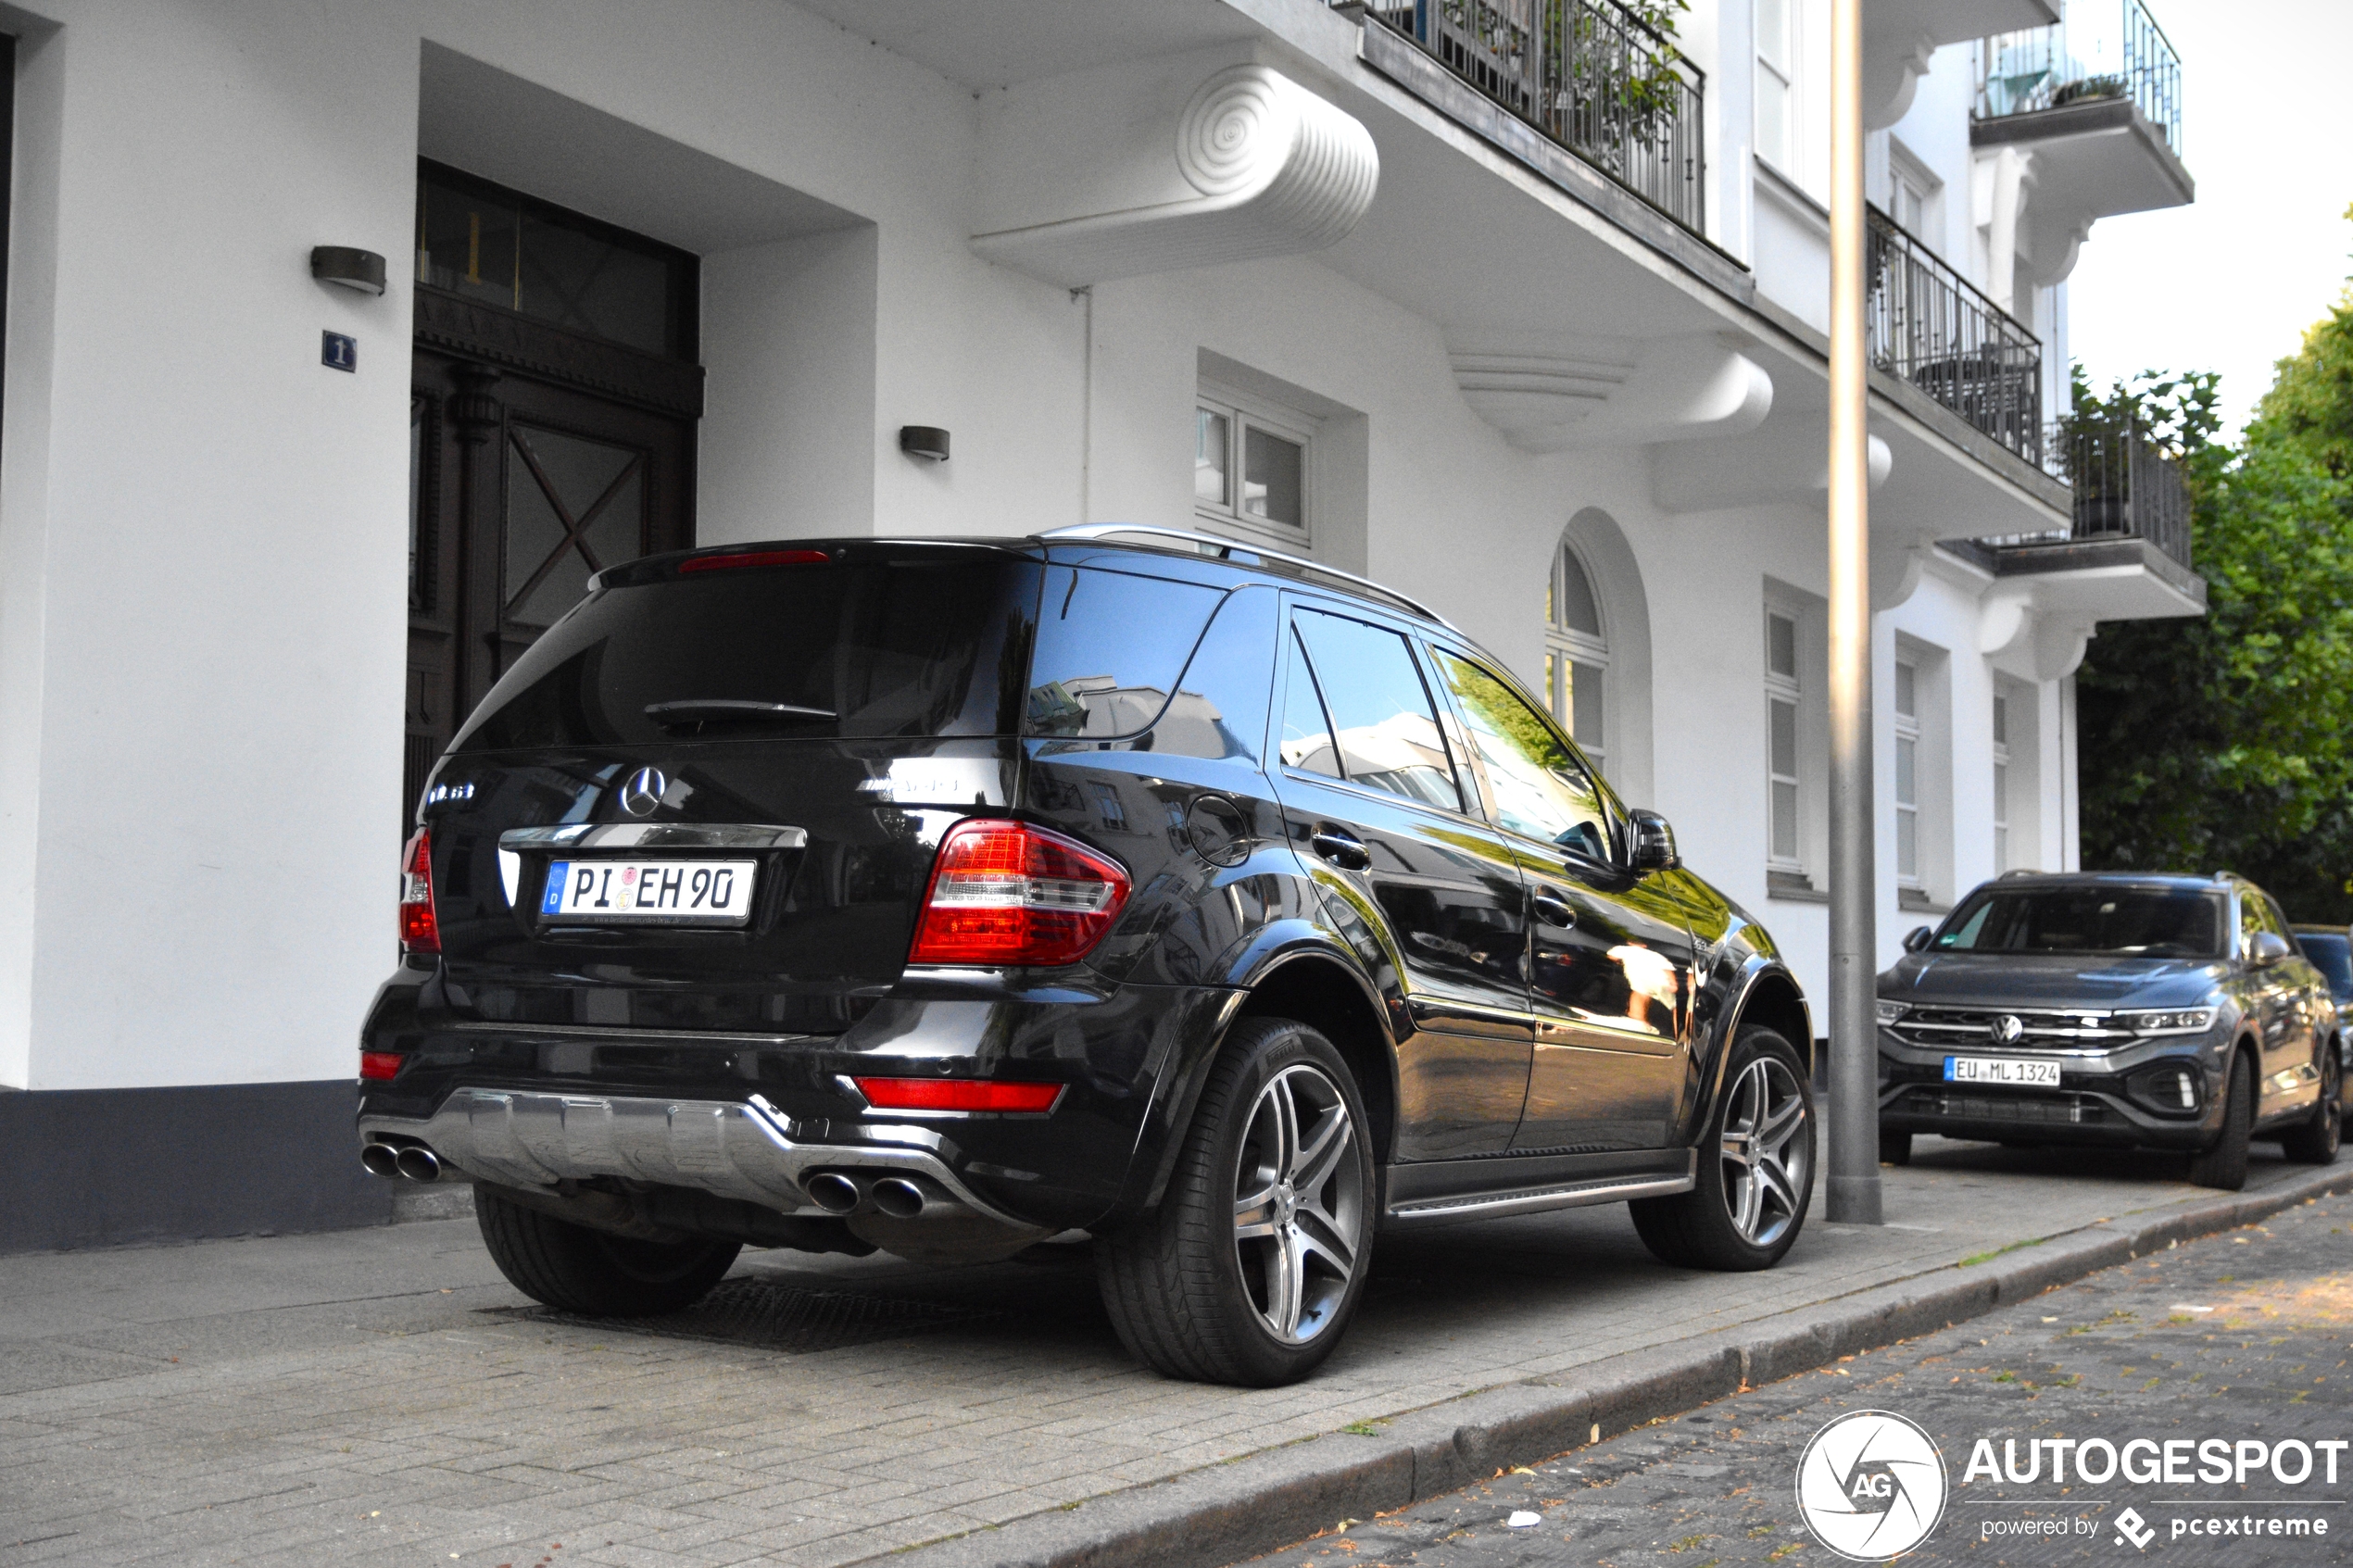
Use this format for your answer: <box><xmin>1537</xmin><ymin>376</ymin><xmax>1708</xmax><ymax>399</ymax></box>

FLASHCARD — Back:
<box><xmin>359</xmin><ymin>527</ymin><xmax>1816</xmax><ymax>1386</ymax></box>
<box><xmin>1877</xmin><ymin>872</ymin><xmax>2343</xmax><ymax>1188</ymax></box>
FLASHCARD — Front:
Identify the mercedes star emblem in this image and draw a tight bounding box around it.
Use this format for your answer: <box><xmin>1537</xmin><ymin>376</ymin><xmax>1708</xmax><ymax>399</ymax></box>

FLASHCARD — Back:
<box><xmin>619</xmin><ymin>766</ymin><xmax>668</xmax><ymax>819</ymax></box>
<box><xmin>1989</xmin><ymin>1014</ymin><xmax>2024</xmax><ymax>1046</ymax></box>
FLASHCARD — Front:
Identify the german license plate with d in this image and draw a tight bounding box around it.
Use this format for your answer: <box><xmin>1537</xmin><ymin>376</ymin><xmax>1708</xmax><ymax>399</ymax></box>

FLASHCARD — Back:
<box><xmin>542</xmin><ymin>859</ymin><xmax>756</xmax><ymax>925</ymax></box>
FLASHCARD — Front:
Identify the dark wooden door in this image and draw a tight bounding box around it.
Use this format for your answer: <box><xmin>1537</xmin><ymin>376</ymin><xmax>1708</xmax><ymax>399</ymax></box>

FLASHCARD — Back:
<box><xmin>406</xmin><ymin>345</ymin><xmax>696</xmax><ymax>821</ymax></box>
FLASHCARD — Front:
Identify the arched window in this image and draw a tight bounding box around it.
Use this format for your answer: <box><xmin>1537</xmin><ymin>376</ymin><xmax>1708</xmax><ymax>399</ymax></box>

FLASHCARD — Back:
<box><xmin>1545</xmin><ymin>541</ymin><xmax>1607</xmax><ymax>767</ymax></box>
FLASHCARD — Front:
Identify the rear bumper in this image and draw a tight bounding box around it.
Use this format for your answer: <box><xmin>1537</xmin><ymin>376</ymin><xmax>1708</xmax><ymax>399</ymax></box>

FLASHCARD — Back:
<box><xmin>358</xmin><ymin>966</ymin><xmax>1239</xmax><ymax>1231</ymax></box>
<box><xmin>358</xmin><ymin>1087</ymin><xmax>1026</xmax><ymax>1226</ymax></box>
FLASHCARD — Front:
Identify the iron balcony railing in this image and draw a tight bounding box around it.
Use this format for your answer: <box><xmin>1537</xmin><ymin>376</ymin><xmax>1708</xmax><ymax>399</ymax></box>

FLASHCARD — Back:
<box><xmin>1982</xmin><ymin>427</ymin><xmax>2193</xmax><ymax>571</ymax></box>
<box><xmin>1977</xmin><ymin>0</ymin><xmax>2183</xmax><ymax>156</ymax></box>
<box><xmin>1866</xmin><ymin>206</ymin><xmax>2044</xmax><ymax>467</ymax></box>
<box><xmin>1360</xmin><ymin>0</ymin><xmax>1706</xmax><ymax>236</ymax></box>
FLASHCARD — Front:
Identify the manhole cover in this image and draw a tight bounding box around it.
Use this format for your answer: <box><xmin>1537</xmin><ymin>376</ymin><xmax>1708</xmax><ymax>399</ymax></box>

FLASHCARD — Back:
<box><xmin>486</xmin><ymin>1279</ymin><xmax>1001</xmax><ymax>1354</ymax></box>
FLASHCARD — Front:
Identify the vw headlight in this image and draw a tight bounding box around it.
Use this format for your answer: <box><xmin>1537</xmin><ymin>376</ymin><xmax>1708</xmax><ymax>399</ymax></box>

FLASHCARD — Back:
<box><xmin>2120</xmin><ymin>1008</ymin><xmax>2218</xmax><ymax>1035</ymax></box>
<box><xmin>1875</xmin><ymin>999</ymin><xmax>1909</xmax><ymax>1024</ymax></box>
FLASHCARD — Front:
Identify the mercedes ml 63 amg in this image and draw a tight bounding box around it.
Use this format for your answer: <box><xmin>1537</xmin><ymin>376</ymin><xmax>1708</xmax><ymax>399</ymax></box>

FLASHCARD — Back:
<box><xmin>359</xmin><ymin>528</ymin><xmax>1817</xmax><ymax>1386</ymax></box>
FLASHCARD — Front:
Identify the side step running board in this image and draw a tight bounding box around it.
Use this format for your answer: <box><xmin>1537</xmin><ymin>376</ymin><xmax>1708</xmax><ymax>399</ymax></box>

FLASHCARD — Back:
<box><xmin>1383</xmin><ymin>1157</ymin><xmax>1696</xmax><ymax>1227</ymax></box>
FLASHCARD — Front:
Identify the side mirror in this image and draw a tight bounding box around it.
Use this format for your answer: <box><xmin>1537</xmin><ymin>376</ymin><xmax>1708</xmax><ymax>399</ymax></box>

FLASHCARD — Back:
<box><xmin>1629</xmin><ymin>809</ymin><xmax>1680</xmax><ymax>872</ymax></box>
<box><xmin>1903</xmin><ymin>925</ymin><xmax>1934</xmax><ymax>953</ymax></box>
<box><xmin>2252</xmin><ymin>931</ymin><xmax>2293</xmax><ymax>966</ymax></box>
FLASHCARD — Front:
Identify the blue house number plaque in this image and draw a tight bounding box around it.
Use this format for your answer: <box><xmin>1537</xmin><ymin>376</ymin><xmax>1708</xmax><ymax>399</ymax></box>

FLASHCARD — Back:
<box><xmin>321</xmin><ymin>331</ymin><xmax>357</xmax><ymax>372</ymax></box>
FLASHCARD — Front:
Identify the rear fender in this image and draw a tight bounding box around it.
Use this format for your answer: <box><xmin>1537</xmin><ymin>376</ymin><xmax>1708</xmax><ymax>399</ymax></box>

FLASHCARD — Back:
<box><xmin>1114</xmin><ymin>929</ymin><xmax>1392</xmax><ymax>1216</ymax></box>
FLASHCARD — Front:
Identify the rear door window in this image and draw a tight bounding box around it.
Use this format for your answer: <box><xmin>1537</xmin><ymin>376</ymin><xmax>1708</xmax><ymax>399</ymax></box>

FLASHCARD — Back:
<box><xmin>1290</xmin><ymin>608</ymin><xmax>1463</xmax><ymax>812</ymax></box>
<box><xmin>454</xmin><ymin>553</ymin><xmax>1041</xmax><ymax>751</ymax></box>
<box><xmin>1025</xmin><ymin>566</ymin><xmax>1227</xmax><ymax>738</ymax></box>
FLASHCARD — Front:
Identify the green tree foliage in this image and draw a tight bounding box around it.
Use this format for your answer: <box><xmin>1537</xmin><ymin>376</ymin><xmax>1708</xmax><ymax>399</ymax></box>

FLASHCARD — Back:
<box><xmin>2077</xmin><ymin>243</ymin><xmax>2353</xmax><ymax>921</ymax></box>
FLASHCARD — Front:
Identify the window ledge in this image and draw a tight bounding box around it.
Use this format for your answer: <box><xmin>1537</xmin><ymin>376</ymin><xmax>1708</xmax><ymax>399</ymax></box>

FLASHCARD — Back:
<box><xmin>1767</xmin><ymin>869</ymin><xmax>1828</xmax><ymax>905</ymax></box>
<box><xmin>1897</xmin><ymin>887</ymin><xmax>1950</xmax><ymax>915</ymax></box>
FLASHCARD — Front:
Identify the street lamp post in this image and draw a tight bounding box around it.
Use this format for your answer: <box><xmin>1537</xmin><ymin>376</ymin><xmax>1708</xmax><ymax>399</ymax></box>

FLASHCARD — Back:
<box><xmin>1825</xmin><ymin>0</ymin><xmax>1883</xmax><ymax>1226</ymax></box>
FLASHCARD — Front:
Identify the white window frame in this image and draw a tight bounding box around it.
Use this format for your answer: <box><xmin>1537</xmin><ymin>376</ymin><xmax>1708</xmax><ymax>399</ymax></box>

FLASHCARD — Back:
<box><xmin>1765</xmin><ymin>607</ymin><xmax>1803</xmax><ymax>872</ymax></box>
<box><xmin>1195</xmin><ymin>382</ymin><xmax>1315</xmax><ymax>556</ymax></box>
<box><xmin>1544</xmin><ymin>541</ymin><xmax>1609</xmax><ymax>770</ymax></box>
<box><xmin>1755</xmin><ymin>0</ymin><xmax>1798</xmax><ymax>177</ymax></box>
<box><xmin>1887</xmin><ymin>138</ymin><xmax>1942</xmax><ymax>247</ymax></box>
<box><xmin>1991</xmin><ymin>691</ymin><xmax>2011</xmax><ymax>873</ymax></box>
<box><xmin>1894</xmin><ymin>658</ymin><xmax>1922</xmax><ymax>888</ymax></box>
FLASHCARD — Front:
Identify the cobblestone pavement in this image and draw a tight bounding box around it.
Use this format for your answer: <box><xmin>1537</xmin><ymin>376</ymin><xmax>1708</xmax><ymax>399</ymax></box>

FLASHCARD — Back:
<box><xmin>0</xmin><ymin>1140</ymin><xmax>2331</xmax><ymax>1568</ymax></box>
<box><xmin>1239</xmin><ymin>1187</ymin><xmax>2353</xmax><ymax>1568</ymax></box>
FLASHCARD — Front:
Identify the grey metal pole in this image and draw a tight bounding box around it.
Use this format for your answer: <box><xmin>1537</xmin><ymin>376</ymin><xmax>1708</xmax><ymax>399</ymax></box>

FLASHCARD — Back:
<box><xmin>1825</xmin><ymin>0</ymin><xmax>1882</xmax><ymax>1225</ymax></box>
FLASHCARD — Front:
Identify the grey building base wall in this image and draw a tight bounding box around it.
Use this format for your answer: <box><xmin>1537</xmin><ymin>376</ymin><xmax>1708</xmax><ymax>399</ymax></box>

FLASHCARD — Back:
<box><xmin>0</xmin><ymin>1079</ymin><xmax>393</xmax><ymax>1254</ymax></box>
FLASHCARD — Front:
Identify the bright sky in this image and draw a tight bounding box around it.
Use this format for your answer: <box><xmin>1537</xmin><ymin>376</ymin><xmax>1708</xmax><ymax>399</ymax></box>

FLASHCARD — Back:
<box><xmin>2065</xmin><ymin>0</ymin><xmax>2353</xmax><ymax>440</ymax></box>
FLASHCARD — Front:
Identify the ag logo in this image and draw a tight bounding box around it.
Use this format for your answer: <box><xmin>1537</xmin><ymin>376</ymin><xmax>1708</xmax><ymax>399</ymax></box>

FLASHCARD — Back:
<box><xmin>1794</xmin><ymin>1410</ymin><xmax>1947</xmax><ymax>1561</ymax></box>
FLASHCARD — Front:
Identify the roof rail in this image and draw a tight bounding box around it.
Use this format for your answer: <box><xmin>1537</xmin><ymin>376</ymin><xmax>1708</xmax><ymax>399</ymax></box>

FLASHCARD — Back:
<box><xmin>1035</xmin><ymin>523</ymin><xmax>1457</xmax><ymax>631</ymax></box>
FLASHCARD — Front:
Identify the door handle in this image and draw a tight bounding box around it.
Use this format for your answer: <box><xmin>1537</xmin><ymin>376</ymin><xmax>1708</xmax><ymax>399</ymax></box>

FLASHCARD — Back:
<box><xmin>1531</xmin><ymin>891</ymin><xmax>1577</xmax><ymax>930</ymax></box>
<box><xmin>1309</xmin><ymin>827</ymin><xmax>1371</xmax><ymax>871</ymax></box>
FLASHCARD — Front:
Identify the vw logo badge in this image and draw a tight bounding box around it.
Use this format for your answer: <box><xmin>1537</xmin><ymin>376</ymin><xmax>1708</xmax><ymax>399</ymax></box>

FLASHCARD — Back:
<box><xmin>619</xmin><ymin>766</ymin><xmax>668</xmax><ymax>819</ymax></box>
<box><xmin>1989</xmin><ymin>1013</ymin><xmax>2024</xmax><ymax>1046</ymax></box>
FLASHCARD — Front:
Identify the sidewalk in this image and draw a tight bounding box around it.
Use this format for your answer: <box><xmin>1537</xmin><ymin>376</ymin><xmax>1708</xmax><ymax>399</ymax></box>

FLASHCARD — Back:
<box><xmin>2</xmin><ymin>1140</ymin><xmax>2345</xmax><ymax>1568</ymax></box>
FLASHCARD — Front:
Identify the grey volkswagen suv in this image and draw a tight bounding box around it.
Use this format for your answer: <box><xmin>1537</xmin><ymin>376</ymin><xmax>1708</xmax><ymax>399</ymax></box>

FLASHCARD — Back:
<box><xmin>1876</xmin><ymin>872</ymin><xmax>2343</xmax><ymax>1188</ymax></box>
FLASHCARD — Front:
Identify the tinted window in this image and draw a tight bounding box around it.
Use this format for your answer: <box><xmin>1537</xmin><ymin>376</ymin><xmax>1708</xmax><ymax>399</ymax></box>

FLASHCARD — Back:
<box><xmin>1936</xmin><ymin>886</ymin><xmax>2225</xmax><ymax>957</ymax></box>
<box><xmin>1278</xmin><ymin>627</ymin><xmax>1341</xmax><ymax>780</ymax></box>
<box><xmin>453</xmin><ymin>556</ymin><xmax>1038</xmax><ymax>751</ymax></box>
<box><xmin>2298</xmin><ymin>932</ymin><xmax>2353</xmax><ymax>994</ymax></box>
<box><xmin>1145</xmin><ymin>586</ymin><xmax>1277</xmax><ymax>762</ymax></box>
<box><xmin>1433</xmin><ymin>652</ymin><xmax>1611</xmax><ymax>861</ymax></box>
<box><xmin>1025</xmin><ymin>567</ymin><xmax>1227</xmax><ymax>738</ymax></box>
<box><xmin>1291</xmin><ymin>609</ymin><xmax>1461</xmax><ymax>810</ymax></box>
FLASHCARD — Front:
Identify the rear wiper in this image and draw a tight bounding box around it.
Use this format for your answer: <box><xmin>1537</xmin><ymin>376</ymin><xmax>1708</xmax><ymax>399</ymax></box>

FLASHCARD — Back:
<box><xmin>645</xmin><ymin>699</ymin><xmax>836</xmax><ymax>726</ymax></box>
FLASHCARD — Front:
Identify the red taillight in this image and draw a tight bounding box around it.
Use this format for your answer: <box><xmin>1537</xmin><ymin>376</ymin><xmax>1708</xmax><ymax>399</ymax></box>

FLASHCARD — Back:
<box><xmin>677</xmin><ymin>548</ymin><xmax>831</xmax><ymax>574</ymax></box>
<box><xmin>399</xmin><ymin>828</ymin><xmax>439</xmax><ymax>954</ymax></box>
<box><xmin>852</xmin><ymin>1077</ymin><xmax>1064</xmax><ymax>1113</ymax></box>
<box><xmin>906</xmin><ymin>819</ymin><xmax>1131</xmax><ymax>966</ymax></box>
<box><xmin>359</xmin><ymin>1051</ymin><xmax>404</xmax><ymax>1081</ymax></box>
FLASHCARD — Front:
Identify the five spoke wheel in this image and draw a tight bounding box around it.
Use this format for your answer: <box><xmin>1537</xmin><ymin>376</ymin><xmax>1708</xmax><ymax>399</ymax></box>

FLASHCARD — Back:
<box><xmin>1230</xmin><ymin>1064</ymin><xmax>1365</xmax><ymax>1345</ymax></box>
<box><xmin>1717</xmin><ymin>1054</ymin><xmax>1810</xmax><ymax>1248</ymax></box>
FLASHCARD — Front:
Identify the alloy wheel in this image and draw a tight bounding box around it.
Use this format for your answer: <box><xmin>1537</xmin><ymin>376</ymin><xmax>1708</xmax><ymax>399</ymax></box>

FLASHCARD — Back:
<box><xmin>1231</xmin><ymin>1063</ymin><xmax>1365</xmax><ymax>1345</ymax></box>
<box><xmin>1718</xmin><ymin>1055</ymin><xmax>1810</xmax><ymax>1248</ymax></box>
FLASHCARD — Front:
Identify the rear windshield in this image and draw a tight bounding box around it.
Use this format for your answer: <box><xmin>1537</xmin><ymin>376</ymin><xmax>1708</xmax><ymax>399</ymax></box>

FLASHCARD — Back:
<box><xmin>452</xmin><ymin>555</ymin><xmax>1041</xmax><ymax>752</ymax></box>
<box><xmin>2299</xmin><ymin>932</ymin><xmax>2353</xmax><ymax>992</ymax></box>
<box><xmin>1934</xmin><ymin>886</ymin><xmax>2226</xmax><ymax>958</ymax></box>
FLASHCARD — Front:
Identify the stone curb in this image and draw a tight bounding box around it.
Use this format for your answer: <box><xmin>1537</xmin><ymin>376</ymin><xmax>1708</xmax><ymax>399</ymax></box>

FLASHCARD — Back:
<box><xmin>874</xmin><ymin>1164</ymin><xmax>2353</xmax><ymax>1568</ymax></box>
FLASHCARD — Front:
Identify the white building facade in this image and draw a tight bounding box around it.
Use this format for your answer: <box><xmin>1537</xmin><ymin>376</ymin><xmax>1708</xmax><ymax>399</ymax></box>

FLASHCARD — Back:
<box><xmin>0</xmin><ymin>0</ymin><xmax>2199</xmax><ymax>1248</ymax></box>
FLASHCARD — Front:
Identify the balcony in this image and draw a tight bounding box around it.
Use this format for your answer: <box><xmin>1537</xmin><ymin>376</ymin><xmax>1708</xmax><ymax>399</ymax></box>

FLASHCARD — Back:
<box><xmin>1358</xmin><ymin>0</ymin><xmax>1705</xmax><ymax>236</ymax></box>
<box><xmin>1972</xmin><ymin>0</ymin><xmax>2193</xmax><ymax>225</ymax></box>
<box><xmin>1866</xmin><ymin>207</ymin><xmax>2043</xmax><ymax>467</ymax></box>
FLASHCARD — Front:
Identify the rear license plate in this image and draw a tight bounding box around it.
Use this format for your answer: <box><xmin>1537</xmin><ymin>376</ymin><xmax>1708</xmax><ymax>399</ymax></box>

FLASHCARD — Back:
<box><xmin>541</xmin><ymin>859</ymin><xmax>756</xmax><ymax>925</ymax></box>
<box><xmin>1944</xmin><ymin>1055</ymin><xmax>2061</xmax><ymax>1087</ymax></box>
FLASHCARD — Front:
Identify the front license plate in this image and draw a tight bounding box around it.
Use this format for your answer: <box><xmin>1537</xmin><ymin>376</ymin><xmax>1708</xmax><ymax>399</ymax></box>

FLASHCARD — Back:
<box><xmin>1944</xmin><ymin>1055</ymin><xmax>2061</xmax><ymax>1087</ymax></box>
<box><xmin>541</xmin><ymin>859</ymin><xmax>756</xmax><ymax>925</ymax></box>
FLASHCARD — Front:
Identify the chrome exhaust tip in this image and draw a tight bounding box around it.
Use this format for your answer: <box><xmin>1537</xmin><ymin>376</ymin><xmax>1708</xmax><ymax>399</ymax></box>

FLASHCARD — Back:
<box><xmin>870</xmin><ymin>1176</ymin><xmax>927</xmax><ymax>1219</ymax></box>
<box><xmin>359</xmin><ymin>1143</ymin><xmax>401</xmax><ymax>1179</ymax></box>
<box><xmin>805</xmin><ymin>1172</ymin><xmax>862</xmax><ymax>1214</ymax></box>
<box><xmin>394</xmin><ymin>1146</ymin><xmax>442</xmax><ymax>1182</ymax></box>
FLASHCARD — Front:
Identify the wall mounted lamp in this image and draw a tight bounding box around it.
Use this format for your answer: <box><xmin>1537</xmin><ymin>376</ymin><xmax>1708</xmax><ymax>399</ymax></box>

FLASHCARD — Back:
<box><xmin>310</xmin><ymin>245</ymin><xmax>387</xmax><ymax>296</ymax></box>
<box><xmin>899</xmin><ymin>426</ymin><xmax>950</xmax><ymax>463</ymax></box>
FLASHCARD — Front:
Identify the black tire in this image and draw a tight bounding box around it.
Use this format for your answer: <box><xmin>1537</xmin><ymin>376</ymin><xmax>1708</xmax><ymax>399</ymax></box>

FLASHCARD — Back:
<box><xmin>475</xmin><ymin>1185</ymin><xmax>740</xmax><ymax>1317</ymax></box>
<box><xmin>2279</xmin><ymin>1046</ymin><xmax>2342</xmax><ymax>1165</ymax></box>
<box><xmin>2186</xmin><ymin>1051</ymin><xmax>2255</xmax><ymax>1192</ymax></box>
<box><xmin>1631</xmin><ymin>1026</ymin><xmax>1815</xmax><ymax>1272</ymax></box>
<box><xmin>1880</xmin><ymin>1129</ymin><xmax>1913</xmax><ymax>1167</ymax></box>
<box><xmin>1095</xmin><ymin>1016</ymin><xmax>1376</xmax><ymax>1386</ymax></box>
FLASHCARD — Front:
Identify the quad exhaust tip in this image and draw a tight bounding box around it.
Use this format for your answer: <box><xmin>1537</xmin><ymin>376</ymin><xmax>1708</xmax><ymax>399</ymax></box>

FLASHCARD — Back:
<box><xmin>805</xmin><ymin>1172</ymin><xmax>862</xmax><ymax>1214</ymax></box>
<box><xmin>360</xmin><ymin>1142</ymin><xmax>444</xmax><ymax>1182</ymax></box>
<box><xmin>870</xmin><ymin>1176</ymin><xmax>927</xmax><ymax>1220</ymax></box>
